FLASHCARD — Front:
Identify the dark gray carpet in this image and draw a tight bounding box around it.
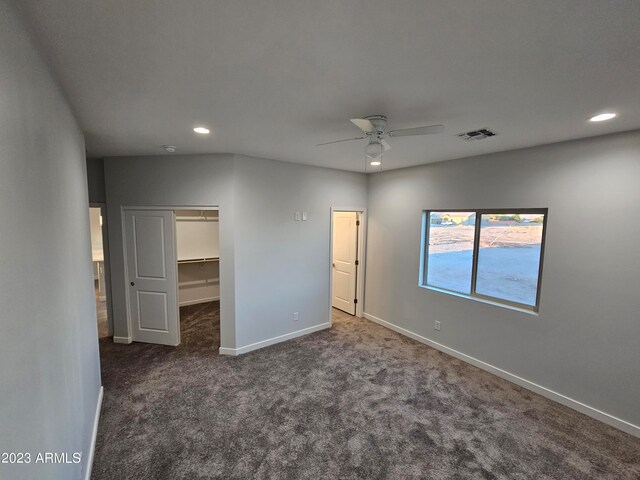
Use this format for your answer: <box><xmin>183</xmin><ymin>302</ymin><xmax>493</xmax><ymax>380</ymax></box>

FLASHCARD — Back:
<box><xmin>92</xmin><ymin>304</ymin><xmax>640</xmax><ymax>479</ymax></box>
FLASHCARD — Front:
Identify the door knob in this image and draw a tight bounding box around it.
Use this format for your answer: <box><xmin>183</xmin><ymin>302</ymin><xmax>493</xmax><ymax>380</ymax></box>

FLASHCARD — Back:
<box><xmin>130</xmin><ymin>281</ymin><xmax>135</xmax><ymax>286</ymax></box>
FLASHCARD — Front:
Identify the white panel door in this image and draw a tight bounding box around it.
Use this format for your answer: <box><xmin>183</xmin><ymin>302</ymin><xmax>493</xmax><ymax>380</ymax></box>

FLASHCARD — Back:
<box><xmin>124</xmin><ymin>209</ymin><xmax>179</xmax><ymax>346</ymax></box>
<box><xmin>332</xmin><ymin>212</ymin><xmax>358</xmax><ymax>315</ymax></box>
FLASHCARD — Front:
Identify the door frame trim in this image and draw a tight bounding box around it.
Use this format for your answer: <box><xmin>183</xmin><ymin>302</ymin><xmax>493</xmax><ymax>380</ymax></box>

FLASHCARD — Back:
<box><xmin>329</xmin><ymin>207</ymin><xmax>367</xmax><ymax>322</ymax></box>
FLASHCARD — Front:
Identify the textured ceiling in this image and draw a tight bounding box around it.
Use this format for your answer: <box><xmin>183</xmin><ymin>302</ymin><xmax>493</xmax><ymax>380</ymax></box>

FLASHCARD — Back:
<box><xmin>18</xmin><ymin>0</ymin><xmax>640</xmax><ymax>171</ymax></box>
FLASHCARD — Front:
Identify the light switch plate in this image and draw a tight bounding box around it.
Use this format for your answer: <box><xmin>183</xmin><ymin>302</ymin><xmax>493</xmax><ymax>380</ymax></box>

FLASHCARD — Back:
<box><xmin>302</xmin><ymin>211</ymin><xmax>308</xmax><ymax>221</ymax></box>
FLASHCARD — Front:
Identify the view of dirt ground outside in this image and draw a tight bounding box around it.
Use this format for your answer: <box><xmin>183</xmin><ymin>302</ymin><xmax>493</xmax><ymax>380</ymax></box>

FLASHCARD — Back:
<box><xmin>425</xmin><ymin>212</ymin><xmax>545</xmax><ymax>306</ymax></box>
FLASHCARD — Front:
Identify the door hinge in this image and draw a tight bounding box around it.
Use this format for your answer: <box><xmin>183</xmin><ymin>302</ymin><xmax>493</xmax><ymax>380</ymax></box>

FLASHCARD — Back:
<box><xmin>355</xmin><ymin>260</ymin><xmax>359</xmax><ymax>266</ymax></box>
<box><xmin>354</xmin><ymin>298</ymin><xmax>358</xmax><ymax>304</ymax></box>
<box><xmin>356</xmin><ymin>220</ymin><xmax>360</xmax><ymax>226</ymax></box>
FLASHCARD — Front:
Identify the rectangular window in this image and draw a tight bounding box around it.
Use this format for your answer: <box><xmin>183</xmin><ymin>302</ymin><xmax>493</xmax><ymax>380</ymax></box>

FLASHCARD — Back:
<box><xmin>421</xmin><ymin>210</ymin><xmax>547</xmax><ymax>311</ymax></box>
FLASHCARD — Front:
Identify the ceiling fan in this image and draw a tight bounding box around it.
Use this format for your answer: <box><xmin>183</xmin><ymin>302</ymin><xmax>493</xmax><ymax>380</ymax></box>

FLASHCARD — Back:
<box><xmin>316</xmin><ymin>115</ymin><xmax>445</xmax><ymax>165</ymax></box>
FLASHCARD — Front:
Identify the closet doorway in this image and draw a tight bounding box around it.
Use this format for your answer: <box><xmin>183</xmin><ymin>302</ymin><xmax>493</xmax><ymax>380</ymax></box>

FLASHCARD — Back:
<box><xmin>330</xmin><ymin>209</ymin><xmax>365</xmax><ymax>318</ymax></box>
<box><xmin>175</xmin><ymin>209</ymin><xmax>221</xmax><ymax>351</ymax></box>
<box><xmin>123</xmin><ymin>206</ymin><xmax>221</xmax><ymax>350</ymax></box>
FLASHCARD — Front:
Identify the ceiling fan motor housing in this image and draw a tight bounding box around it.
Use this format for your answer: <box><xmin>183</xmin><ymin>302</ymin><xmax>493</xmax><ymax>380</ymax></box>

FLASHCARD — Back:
<box><xmin>365</xmin><ymin>115</ymin><xmax>388</xmax><ymax>134</ymax></box>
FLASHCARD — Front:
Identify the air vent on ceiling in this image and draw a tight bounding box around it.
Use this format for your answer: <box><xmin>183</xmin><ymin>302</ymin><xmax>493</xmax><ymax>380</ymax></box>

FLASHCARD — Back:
<box><xmin>457</xmin><ymin>128</ymin><xmax>496</xmax><ymax>141</ymax></box>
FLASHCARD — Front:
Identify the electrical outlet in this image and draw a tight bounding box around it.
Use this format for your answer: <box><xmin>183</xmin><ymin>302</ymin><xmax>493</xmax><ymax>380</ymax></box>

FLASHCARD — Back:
<box><xmin>293</xmin><ymin>312</ymin><xmax>299</xmax><ymax>322</ymax></box>
<box><xmin>435</xmin><ymin>321</ymin><xmax>441</xmax><ymax>331</ymax></box>
<box><xmin>294</xmin><ymin>212</ymin><xmax>301</xmax><ymax>221</ymax></box>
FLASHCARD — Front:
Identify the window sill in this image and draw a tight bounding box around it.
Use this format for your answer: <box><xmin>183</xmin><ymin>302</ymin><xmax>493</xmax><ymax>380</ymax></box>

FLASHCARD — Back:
<box><xmin>418</xmin><ymin>284</ymin><xmax>539</xmax><ymax>316</ymax></box>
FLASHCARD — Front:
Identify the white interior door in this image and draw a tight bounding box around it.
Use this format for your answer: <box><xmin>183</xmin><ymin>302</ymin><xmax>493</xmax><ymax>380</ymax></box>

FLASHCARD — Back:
<box><xmin>332</xmin><ymin>212</ymin><xmax>358</xmax><ymax>315</ymax></box>
<box><xmin>124</xmin><ymin>209</ymin><xmax>180</xmax><ymax>346</ymax></box>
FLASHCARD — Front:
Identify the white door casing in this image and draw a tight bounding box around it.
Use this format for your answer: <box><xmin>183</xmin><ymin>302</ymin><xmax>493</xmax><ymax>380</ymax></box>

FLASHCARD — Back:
<box><xmin>332</xmin><ymin>212</ymin><xmax>358</xmax><ymax>315</ymax></box>
<box><xmin>124</xmin><ymin>209</ymin><xmax>180</xmax><ymax>346</ymax></box>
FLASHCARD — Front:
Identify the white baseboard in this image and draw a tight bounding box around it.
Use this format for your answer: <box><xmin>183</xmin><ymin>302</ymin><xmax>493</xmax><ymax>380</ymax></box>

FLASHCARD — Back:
<box><xmin>363</xmin><ymin>312</ymin><xmax>640</xmax><ymax>438</ymax></box>
<box><xmin>220</xmin><ymin>322</ymin><xmax>331</xmax><ymax>356</ymax></box>
<box><xmin>179</xmin><ymin>296</ymin><xmax>220</xmax><ymax>307</ymax></box>
<box><xmin>83</xmin><ymin>386</ymin><xmax>103</xmax><ymax>480</ymax></box>
<box><xmin>113</xmin><ymin>336</ymin><xmax>132</xmax><ymax>344</ymax></box>
<box><xmin>218</xmin><ymin>347</ymin><xmax>237</xmax><ymax>355</ymax></box>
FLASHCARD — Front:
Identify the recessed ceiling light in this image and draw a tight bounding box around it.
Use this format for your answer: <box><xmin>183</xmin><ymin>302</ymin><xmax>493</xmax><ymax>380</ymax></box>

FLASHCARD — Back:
<box><xmin>589</xmin><ymin>113</ymin><xmax>616</xmax><ymax>122</ymax></box>
<box><xmin>370</xmin><ymin>161</ymin><xmax>381</xmax><ymax>166</ymax></box>
<box><xmin>193</xmin><ymin>127</ymin><xmax>210</xmax><ymax>134</ymax></box>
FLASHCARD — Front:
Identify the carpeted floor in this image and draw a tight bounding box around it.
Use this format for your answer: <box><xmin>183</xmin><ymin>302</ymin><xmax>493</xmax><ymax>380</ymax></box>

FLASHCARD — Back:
<box><xmin>92</xmin><ymin>304</ymin><xmax>640</xmax><ymax>479</ymax></box>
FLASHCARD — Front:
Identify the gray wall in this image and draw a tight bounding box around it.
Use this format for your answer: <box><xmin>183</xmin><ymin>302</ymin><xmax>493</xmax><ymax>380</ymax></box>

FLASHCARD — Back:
<box><xmin>104</xmin><ymin>154</ymin><xmax>367</xmax><ymax>350</ymax></box>
<box><xmin>86</xmin><ymin>157</ymin><xmax>106</xmax><ymax>203</ymax></box>
<box><xmin>104</xmin><ymin>154</ymin><xmax>237</xmax><ymax>345</ymax></box>
<box><xmin>0</xmin><ymin>1</ymin><xmax>102</xmax><ymax>479</ymax></box>
<box><xmin>365</xmin><ymin>130</ymin><xmax>640</xmax><ymax>429</ymax></box>
<box><xmin>233</xmin><ymin>155</ymin><xmax>367</xmax><ymax>347</ymax></box>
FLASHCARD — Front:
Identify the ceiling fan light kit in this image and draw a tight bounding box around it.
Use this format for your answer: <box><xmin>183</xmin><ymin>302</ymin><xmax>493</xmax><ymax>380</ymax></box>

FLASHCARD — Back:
<box><xmin>317</xmin><ymin>114</ymin><xmax>444</xmax><ymax>171</ymax></box>
<box><xmin>365</xmin><ymin>140</ymin><xmax>383</xmax><ymax>160</ymax></box>
<box><xmin>365</xmin><ymin>140</ymin><xmax>383</xmax><ymax>170</ymax></box>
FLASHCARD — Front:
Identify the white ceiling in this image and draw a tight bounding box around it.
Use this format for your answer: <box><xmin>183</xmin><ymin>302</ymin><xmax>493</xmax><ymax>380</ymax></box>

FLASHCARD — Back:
<box><xmin>19</xmin><ymin>0</ymin><xmax>640</xmax><ymax>171</ymax></box>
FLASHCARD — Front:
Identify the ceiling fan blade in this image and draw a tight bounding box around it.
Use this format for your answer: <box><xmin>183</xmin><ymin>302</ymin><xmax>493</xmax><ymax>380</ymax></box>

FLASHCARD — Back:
<box><xmin>388</xmin><ymin>124</ymin><xmax>445</xmax><ymax>137</ymax></box>
<box><xmin>350</xmin><ymin>118</ymin><xmax>376</xmax><ymax>133</ymax></box>
<box><xmin>316</xmin><ymin>136</ymin><xmax>365</xmax><ymax>146</ymax></box>
<box><xmin>381</xmin><ymin>139</ymin><xmax>391</xmax><ymax>151</ymax></box>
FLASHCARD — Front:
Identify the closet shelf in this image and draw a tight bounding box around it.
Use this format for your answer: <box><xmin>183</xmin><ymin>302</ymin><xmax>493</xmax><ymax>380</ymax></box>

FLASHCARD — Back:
<box><xmin>179</xmin><ymin>278</ymin><xmax>220</xmax><ymax>287</ymax></box>
<box><xmin>177</xmin><ymin>257</ymin><xmax>219</xmax><ymax>265</ymax></box>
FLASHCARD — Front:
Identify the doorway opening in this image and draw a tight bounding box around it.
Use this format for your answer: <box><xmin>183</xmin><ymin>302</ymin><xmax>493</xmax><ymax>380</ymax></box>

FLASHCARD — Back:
<box><xmin>175</xmin><ymin>209</ymin><xmax>220</xmax><ymax>351</ymax></box>
<box><xmin>89</xmin><ymin>204</ymin><xmax>111</xmax><ymax>338</ymax></box>
<box><xmin>331</xmin><ymin>209</ymin><xmax>365</xmax><ymax>319</ymax></box>
<box><xmin>122</xmin><ymin>207</ymin><xmax>221</xmax><ymax>350</ymax></box>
